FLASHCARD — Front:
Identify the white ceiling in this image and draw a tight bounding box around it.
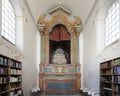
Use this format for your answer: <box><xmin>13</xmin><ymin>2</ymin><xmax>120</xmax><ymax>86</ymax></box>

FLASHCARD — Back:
<box><xmin>25</xmin><ymin>0</ymin><xmax>96</xmax><ymax>25</ymax></box>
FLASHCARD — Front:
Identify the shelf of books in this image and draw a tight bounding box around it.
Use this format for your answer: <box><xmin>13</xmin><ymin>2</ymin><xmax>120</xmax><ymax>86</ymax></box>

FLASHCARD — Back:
<box><xmin>100</xmin><ymin>57</ymin><xmax>120</xmax><ymax>96</ymax></box>
<box><xmin>0</xmin><ymin>54</ymin><xmax>22</xmax><ymax>96</ymax></box>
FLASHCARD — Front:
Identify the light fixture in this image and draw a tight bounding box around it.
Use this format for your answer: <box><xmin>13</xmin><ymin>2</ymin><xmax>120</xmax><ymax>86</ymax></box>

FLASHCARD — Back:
<box><xmin>75</xmin><ymin>25</ymin><xmax>83</xmax><ymax>36</ymax></box>
<box><xmin>38</xmin><ymin>24</ymin><xmax>45</xmax><ymax>35</ymax></box>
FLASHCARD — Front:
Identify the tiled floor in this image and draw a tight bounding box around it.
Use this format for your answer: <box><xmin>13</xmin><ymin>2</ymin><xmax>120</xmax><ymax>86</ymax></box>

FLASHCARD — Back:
<box><xmin>31</xmin><ymin>92</ymin><xmax>83</xmax><ymax>96</ymax></box>
<box><xmin>40</xmin><ymin>95</ymin><xmax>82</xmax><ymax>96</ymax></box>
<box><xmin>40</xmin><ymin>92</ymin><xmax>83</xmax><ymax>96</ymax></box>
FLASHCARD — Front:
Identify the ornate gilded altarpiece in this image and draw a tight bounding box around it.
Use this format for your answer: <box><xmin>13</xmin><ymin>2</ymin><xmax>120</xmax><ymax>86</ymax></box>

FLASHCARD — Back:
<box><xmin>38</xmin><ymin>6</ymin><xmax>82</xmax><ymax>93</ymax></box>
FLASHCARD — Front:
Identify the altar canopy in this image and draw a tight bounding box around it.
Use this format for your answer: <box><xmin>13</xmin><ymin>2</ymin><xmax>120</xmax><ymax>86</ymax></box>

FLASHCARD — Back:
<box><xmin>49</xmin><ymin>24</ymin><xmax>71</xmax><ymax>64</ymax></box>
<box><xmin>50</xmin><ymin>25</ymin><xmax>70</xmax><ymax>42</ymax></box>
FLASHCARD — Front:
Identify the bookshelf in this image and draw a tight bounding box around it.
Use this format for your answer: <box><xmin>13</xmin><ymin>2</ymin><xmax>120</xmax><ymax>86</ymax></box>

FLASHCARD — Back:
<box><xmin>0</xmin><ymin>54</ymin><xmax>22</xmax><ymax>96</ymax></box>
<box><xmin>100</xmin><ymin>57</ymin><xmax>120</xmax><ymax>96</ymax></box>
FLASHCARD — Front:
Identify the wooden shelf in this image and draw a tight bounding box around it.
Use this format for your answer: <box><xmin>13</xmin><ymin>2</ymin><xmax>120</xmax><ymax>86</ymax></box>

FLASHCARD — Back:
<box><xmin>11</xmin><ymin>87</ymin><xmax>21</xmax><ymax>91</ymax></box>
<box><xmin>0</xmin><ymin>74</ymin><xmax>9</xmax><ymax>76</ymax></box>
<box><xmin>0</xmin><ymin>90</ymin><xmax>10</xmax><ymax>94</ymax></box>
<box><xmin>0</xmin><ymin>64</ymin><xmax>9</xmax><ymax>67</ymax></box>
<box><xmin>103</xmin><ymin>87</ymin><xmax>112</xmax><ymax>91</ymax></box>
<box><xmin>101</xmin><ymin>81</ymin><xmax>112</xmax><ymax>84</ymax></box>
<box><xmin>112</xmin><ymin>82</ymin><xmax>120</xmax><ymax>84</ymax></box>
<box><xmin>113</xmin><ymin>74</ymin><xmax>120</xmax><ymax>76</ymax></box>
<box><xmin>10</xmin><ymin>81</ymin><xmax>21</xmax><ymax>83</ymax></box>
<box><xmin>0</xmin><ymin>82</ymin><xmax>9</xmax><ymax>84</ymax></box>
<box><xmin>101</xmin><ymin>67</ymin><xmax>112</xmax><ymax>70</ymax></box>
<box><xmin>100</xmin><ymin>74</ymin><xmax>112</xmax><ymax>76</ymax></box>
<box><xmin>10</xmin><ymin>74</ymin><xmax>22</xmax><ymax>76</ymax></box>
<box><xmin>113</xmin><ymin>91</ymin><xmax>120</xmax><ymax>93</ymax></box>
<box><xmin>10</xmin><ymin>66</ymin><xmax>21</xmax><ymax>70</ymax></box>
<box><xmin>100</xmin><ymin>57</ymin><xmax>120</xmax><ymax>96</ymax></box>
<box><xmin>0</xmin><ymin>54</ymin><xmax>22</xmax><ymax>96</ymax></box>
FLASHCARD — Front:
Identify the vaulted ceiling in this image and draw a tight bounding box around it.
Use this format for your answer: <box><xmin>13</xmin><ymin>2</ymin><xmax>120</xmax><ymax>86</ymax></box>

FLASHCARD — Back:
<box><xmin>25</xmin><ymin>0</ymin><xmax>96</xmax><ymax>25</ymax></box>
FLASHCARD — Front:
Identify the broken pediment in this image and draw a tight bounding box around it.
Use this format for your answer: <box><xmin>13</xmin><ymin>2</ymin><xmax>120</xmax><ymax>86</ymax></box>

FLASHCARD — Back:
<box><xmin>49</xmin><ymin>5</ymin><xmax>71</xmax><ymax>15</ymax></box>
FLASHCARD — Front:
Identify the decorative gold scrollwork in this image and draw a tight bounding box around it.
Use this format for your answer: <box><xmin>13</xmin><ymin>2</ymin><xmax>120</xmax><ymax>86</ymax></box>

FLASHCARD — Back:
<box><xmin>38</xmin><ymin>14</ymin><xmax>45</xmax><ymax>24</ymax></box>
<box><xmin>74</xmin><ymin>16</ymin><xmax>82</xmax><ymax>26</ymax></box>
<box><xmin>38</xmin><ymin>11</ymin><xmax>82</xmax><ymax>65</ymax></box>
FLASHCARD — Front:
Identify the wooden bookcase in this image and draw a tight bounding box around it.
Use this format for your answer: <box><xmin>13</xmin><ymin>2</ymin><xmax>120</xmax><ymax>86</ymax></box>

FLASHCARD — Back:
<box><xmin>0</xmin><ymin>54</ymin><xmax>22</xmax><ymax>96</ymax></box>
<box><xmin>100</xmin><ymin>57</ymin><xmax>120</xmax><ymax>96</ymax></box>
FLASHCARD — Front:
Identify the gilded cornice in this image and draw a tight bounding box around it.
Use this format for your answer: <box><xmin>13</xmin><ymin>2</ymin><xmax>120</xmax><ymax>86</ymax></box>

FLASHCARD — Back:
<box><xmin>38</xmin><ymin>12</ymin><xmax>82</xmax><ymax>36</ymax></box>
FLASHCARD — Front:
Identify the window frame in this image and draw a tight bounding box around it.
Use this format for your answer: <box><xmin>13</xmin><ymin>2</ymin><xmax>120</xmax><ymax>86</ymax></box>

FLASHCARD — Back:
<box><xmin>1</xmin><ymin>0</ymin><xmax>16</xmax><ymax>45</ymax></box>
<box><xmin>105</xmin><ymin>0</ymin><xmax>120</xmax><ymax>47</ymax></box>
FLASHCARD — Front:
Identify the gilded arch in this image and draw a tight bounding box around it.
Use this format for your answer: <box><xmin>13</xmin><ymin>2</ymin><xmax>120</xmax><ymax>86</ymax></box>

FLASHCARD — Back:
<box><xmin>38</xmin><ymin>11</ymin><xmax>82</xmax><ymax>65</ymax></box>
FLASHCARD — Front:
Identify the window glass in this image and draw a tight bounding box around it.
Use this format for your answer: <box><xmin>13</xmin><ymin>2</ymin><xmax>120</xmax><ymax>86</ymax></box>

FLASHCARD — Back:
<box><xmin>105</xmin><ymin>1</ymin><xmax>119</xmax><ymax>46</ymax></box>
<box><xmin>1</xmin><ymin>0</ymin><xmax>15</xmax><ymax>44</ymax></box>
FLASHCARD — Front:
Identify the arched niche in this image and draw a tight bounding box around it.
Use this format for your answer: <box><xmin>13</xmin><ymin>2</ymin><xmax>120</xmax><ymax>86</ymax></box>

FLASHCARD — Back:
<box><xmin>38</xmin><ymin>12</ymin><xmax>82</xmax><ymax>65</ymax></box>
<box><xmin>49</xmin><ymin>24</ymin><xmax>71</xmax><ymax>64</ymax></box>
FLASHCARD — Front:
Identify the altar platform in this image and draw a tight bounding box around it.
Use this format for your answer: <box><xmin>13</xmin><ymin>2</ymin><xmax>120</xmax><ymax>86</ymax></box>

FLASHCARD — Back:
<box><xmin>39</xmin><ymin>64</ymin><xmax>81</xmax><ymax>93</ymax></box>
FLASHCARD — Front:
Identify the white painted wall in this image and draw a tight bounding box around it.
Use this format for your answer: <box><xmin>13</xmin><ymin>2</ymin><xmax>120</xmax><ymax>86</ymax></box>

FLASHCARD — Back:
<box><xmin>82</xmin><ymin>0</ymin><xmax>120</xmax><ymax>93</ymax></box>
<box><xmin>19</xmin><ymin>1</ymin><xmax>38</xmax><ymax>95</ymax></box>
<box><xmin>82</xmin><ymin>17</ymin><xmax>99</xmax><ymax>89</ymax></box>
<box><xmin>0</xmin><ymin>0</ymin><xmax>38</xmax><ymax>95</ymax></box>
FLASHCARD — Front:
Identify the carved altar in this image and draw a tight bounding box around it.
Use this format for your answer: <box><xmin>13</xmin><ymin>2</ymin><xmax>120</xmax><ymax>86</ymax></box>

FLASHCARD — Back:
<box><xmin>38</xmin><ymin>5</ymin><xmax>82</xmax><ymax>93</ymax></box>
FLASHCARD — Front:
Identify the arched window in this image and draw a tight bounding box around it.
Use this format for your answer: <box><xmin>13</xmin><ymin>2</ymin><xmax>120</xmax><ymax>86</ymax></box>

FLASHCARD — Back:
<box><xmin>105</xmin><ymin>0</ymin><xmax>119</xmax><ymax>46</ymax></box>
<box><xmin>1</xmin><ymin>0</ymin><xmax>16</xmax><ymax>44</ymax></box>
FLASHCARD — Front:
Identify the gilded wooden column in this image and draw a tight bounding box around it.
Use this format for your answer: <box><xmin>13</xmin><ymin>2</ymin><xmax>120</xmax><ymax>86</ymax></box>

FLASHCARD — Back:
<box><xmin>39</xmin><ymin>73</ymin><xmax>44</xmax><ymax>92</ymax></box>
<box><xmin>77</xmin><ymin>65</ymin><xmax>81</xmax><ymax>91</ymax></box>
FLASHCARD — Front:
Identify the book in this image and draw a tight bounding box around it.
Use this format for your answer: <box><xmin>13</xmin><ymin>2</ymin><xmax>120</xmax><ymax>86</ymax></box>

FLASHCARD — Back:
<box><xmin>0</xmin><ymin>54</ymin><xmax>22</xmax><ymax>95</ymax></box>
<box><xmin>3</xmin><ymin>58</ymin><xmax>8</xmax><ymax>65</ymax></box>
<box><xmin>0</xmin><ymin>57</ymin><xmax>4</xmax><ymax>64</ymax></box>
<box><xmin>116</xmin><ymin>66</ymin><xmax>120</xmax><ymax>75</ymax></box>
<box><xmin>118</xmin><ymin>59</ymin><xmax>120</xmax><ymax>66</ymax></box>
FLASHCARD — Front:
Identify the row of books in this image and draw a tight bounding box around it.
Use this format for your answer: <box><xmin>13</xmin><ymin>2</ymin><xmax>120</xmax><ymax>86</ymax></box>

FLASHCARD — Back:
<box><xmin>113</xmin><ymin>66</ymin><xmax>120</xmax><ymax>75</ymax></box>
<box><xmin>10</xmin><ymin>69</ymin><xmax>22</xmax><ymax>75</ymax></box>
<box><xmin>101</xmin><ymin>62</ymin><xmax>112</xmax><ymax>69</ymax></box>
<box><xmin>10</xmin><ymin>89</ymin><xmax>22</xmax><ymax>96</ymax></box>
<box><xmin>101</xmin><ymin>76</ymin><xmax>120</xmax><ymax>84</ymax></box>
<box><xmin>101</xmin><ymin>76</ymin><xmax>112</xmax><ymax>82</ymax></box>
<box><xmin>114</xmin><ymin>59</ymin><xmax>120</xmax><ymax>66</ymax></box>
<box><xmin>0</xmin><ymin>67</ymin><xmax>8</xmax><ymax>74</ymax></box>
<box><xmin>113</xmin><ymin>76</ymin><xmax>120</xmax><ymax>84</ymax></box>
<box><xmin>103</xmin><ymin>83</ymin><xmax>112</xmax><ymax>89</ymax></box>
<box><xmin>0</xmin><ymin>57</ymin><xmax>8</xmax><ymax>65</ymax></box>
<box><xmin>0</xmin><ymin>76</ymin><xmax>22</xmax><ymax>84</ymax></box>
<box><xmin>9</xmin><ymin>60</ymin><xmax>21</xmax><ymax>68</ymax></box>
<box><xmin>115</xmin><ymin>85</ymin><xmax>120</xmax><ymax>91</ymax></box>
<box><xmin>0</xmin><ymin>77</ymin><xmax>9</xmax><ymax>83</ymax></box>
<box><xmin>100</xmin><ymin>69</ymin><xmax>112</xmax><ymax>75</ymax></box>
<box><xmin>0</xmin><ymin>57</ymin><xmax>21</xmax><ymax>68</ymax></box>
<box><xmin>10</xmin><ymin>77</ymin><xmax>21</xmax><ymax>82</ymax></box>
<box><xmin>102</xmin><ymin>90</ymin><xmax>112</xmax><ymax>96</ymax></box>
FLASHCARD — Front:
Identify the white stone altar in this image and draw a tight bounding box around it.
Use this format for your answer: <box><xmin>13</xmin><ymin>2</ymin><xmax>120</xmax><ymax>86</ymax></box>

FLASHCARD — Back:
<box><xmin>52</xmin><ymin>48</ymin><xmax>67</xmax><ymax>64</ymax></box>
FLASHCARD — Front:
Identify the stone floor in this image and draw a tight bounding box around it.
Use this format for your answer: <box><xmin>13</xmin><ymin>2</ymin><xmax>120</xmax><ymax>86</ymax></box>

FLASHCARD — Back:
<box><xmin>31</xmin><ymin>92</ymin><xmax>83</xmax><ymax>96</ymax></box>
<box><xmin>40</xmin><ymin>93</ymin><xmax>82</xmax><ymax>96</ymax></box>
